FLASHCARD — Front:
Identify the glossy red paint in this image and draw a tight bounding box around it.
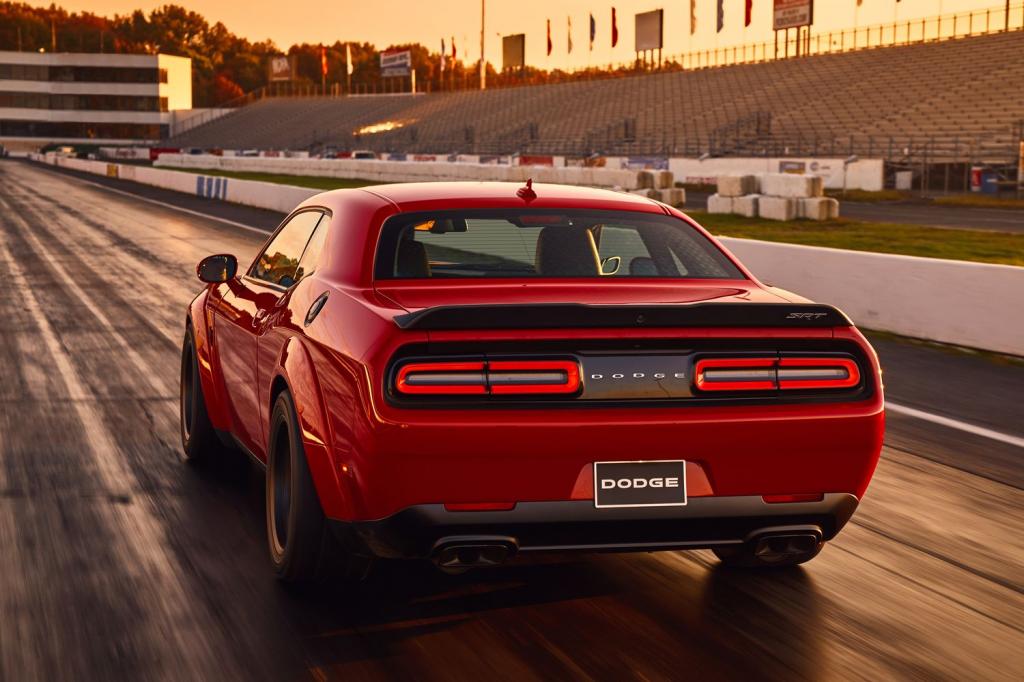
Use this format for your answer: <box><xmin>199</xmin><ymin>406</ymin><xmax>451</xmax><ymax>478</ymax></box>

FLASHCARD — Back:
<box><xmin>186</xmin><ymin>182</ymin><xmax>884</xmax><ymax>530</ymax></box>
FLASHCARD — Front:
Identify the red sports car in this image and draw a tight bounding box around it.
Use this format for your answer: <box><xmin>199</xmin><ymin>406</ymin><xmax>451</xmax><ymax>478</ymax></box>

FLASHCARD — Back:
<box><xmin>180</xmin><ymin>181</ymin><xmax>884</xmax><ymax>581</ymax></box>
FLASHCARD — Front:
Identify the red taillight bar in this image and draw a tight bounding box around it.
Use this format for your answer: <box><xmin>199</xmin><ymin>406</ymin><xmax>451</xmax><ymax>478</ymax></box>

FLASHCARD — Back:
<box><xmin>395</xmin><ymin>360</ymin><xmax>580</xmax><ymax>396</ymax></box>
<box><xmin>695</xmin><ymin>356</ymin><xmax>861</xmax><ymax>392</ymax></box>
<box><xmin>488</xmin><ymin>360</ymin><xmax>580</xmax><ymax>395</ymax></box>
<box><xmin>395</xmin><ymin>361</ymin><xmax>487</xmax><ymax>395</ymax></box>
<box><xmin>777</xmin><ymin>357</ymin><xmax>861</xmax><ymax>390</ymax></box>
<box><xmin>694</xmin><ymin>358</ymin><xmax>777</xmax><ymax>392</ymax></box>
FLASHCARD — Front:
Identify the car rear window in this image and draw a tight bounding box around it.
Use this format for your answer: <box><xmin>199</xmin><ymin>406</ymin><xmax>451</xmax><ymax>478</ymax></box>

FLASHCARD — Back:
<box><xmin>374</xmin><ymin>209</ymin><xmax>743</xmax><ymax>280</ymax></box>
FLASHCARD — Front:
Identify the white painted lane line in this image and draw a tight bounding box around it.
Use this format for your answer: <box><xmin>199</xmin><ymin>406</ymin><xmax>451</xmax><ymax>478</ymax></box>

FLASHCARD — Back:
<box><xmin>887</xmin><ymin>402</ymin><xmax>1024</xmax><ymax>449</ymax></box>
<box><xmin>46</xmin><ymin>166</ymin><xmax>273</xmax><ymax>235</ymax></box>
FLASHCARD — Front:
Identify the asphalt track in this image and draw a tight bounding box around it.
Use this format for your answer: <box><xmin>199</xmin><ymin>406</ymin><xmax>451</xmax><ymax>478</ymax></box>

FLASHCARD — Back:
<box><xmin>0</xmin><ymin>160</ymin><xmax>1021</xmax><ymax>681</ymax></box>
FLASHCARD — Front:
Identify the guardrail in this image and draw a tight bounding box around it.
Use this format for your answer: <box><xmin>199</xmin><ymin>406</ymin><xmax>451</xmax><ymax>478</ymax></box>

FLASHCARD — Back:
<box><xmin>30</xmin><ymin>152</ymin><xmax>1024</xmax><ymax>356</ymax></box>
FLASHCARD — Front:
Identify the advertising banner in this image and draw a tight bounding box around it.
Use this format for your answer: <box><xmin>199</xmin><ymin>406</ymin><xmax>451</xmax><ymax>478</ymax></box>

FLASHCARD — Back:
<box><xmin>380</xmin><ymin>49</ymin><xmax>412</xmax><ymax>77</ymax></box>
<box><xmin>635</xmin><ymin>10</ymin><xmax>664</xmax><ymax>51</ymax></box>
<box><xmin>773</xmin><ymin>0</ymin><xmax>814</xmax><ymax>31</ymax></box>
<box><xmin>502</xmin><ymin>34</ymin><xmax>526</xmax><ymax>71</ymax></box>
<box><xmin>268</xmin><ymin>55</ymin><xmax>296</xmax><ymax>82</ymax></box>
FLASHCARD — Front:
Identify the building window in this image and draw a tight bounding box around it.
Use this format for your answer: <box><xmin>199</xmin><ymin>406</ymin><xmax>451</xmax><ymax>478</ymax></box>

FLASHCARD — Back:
<box><xmin>0</xmin><ymin>92</ymin><xmax>162</xmax><ymax>111</ymax></box>
<box><xmin>159</xmin><ymin>68</ymin><xmax>169</xmax><ymax>84</ymax></box>
<box><xmin>0</xmin><ymin>119</ymin><xmax>165</xmax><ymax>140</ymax></box>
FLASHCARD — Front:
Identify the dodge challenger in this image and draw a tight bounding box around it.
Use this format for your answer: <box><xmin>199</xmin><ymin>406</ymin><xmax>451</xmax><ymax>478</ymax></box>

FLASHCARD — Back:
<box><xmin>180</xmin><ymin>181</ymin><xmax>884</xmax><ymax>581</ymax></box>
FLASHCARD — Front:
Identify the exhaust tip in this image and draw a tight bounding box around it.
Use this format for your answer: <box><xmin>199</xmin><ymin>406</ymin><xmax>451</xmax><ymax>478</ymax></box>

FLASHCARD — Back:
<box><xmin>753</xmin><ymin>533</ymin><xmax>821</xmax><ymax>562</ymax></box>
<box><xmin>432</xmin><ymin>537</ymin><xmax>518</xmax><ymax>572</ymax></box>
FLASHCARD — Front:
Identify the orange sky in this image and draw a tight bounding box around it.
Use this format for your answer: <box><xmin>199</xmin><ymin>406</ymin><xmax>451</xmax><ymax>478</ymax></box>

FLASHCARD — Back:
<box><xmin>35</xmin><ymin>1</ymin><xmax>1000</xmax><ymax>69</ymax></box>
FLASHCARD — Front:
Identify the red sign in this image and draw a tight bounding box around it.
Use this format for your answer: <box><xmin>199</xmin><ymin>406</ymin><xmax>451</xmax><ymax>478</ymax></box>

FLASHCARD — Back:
<box><xmin>773</xmin><ymin>0</ymin><xmax>813</xmax><ymax>31</ymax></box>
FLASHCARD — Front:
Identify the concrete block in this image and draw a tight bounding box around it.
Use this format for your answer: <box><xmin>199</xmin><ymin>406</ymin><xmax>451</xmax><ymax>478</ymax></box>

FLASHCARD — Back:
<box><xmin>798</xmin><ymin>197</ymin><xmax>840</xmax><ymax>221</ymax></box>
<box><xmin>707</xmin><ymin>193</ymin><xmax>734</xmax><ymax>214</ymax></box>
<box><xmin>654</xmin><ymin>170</ymin><xmax>675</xmax><ymax>189</ymax></box>
<box><xmin>760</xmin><ymin>173</ymin><xmax>824</xmax><ymax>198</ymax></box>
<box><xmin>656</xmin><ymin>187</ymin><xmax>686</xmax><ymax>208</ymax></box>
<box><xmin>636</xmin><ymin>170</ymin><xmax>656</xmax><ymax>189</ymax></box>
<box><xmin>758</xmin><ymin>196</ymin><xmax>797</xmax><ymax>221</ymax></box>
<box><xmin>732</xmin><ymin>194</ymin><xmax>759</xmax><ymax>218</ymax></box>
<box><xmin>630</xmin><ymin>188</ymin><xmax>660</xmax><ymax>199</ymax></box>
<box><xmin>717</xmin><ymin>174</ymin><xmax>757</xmax><ymax>197</ymax></box>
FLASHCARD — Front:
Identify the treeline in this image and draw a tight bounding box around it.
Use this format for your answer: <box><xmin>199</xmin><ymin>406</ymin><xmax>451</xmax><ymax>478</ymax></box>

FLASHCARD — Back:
<box><xmin>0</xmin><ymin>3</ymin><xmax>648</xmax><ymax>106</ymax></box>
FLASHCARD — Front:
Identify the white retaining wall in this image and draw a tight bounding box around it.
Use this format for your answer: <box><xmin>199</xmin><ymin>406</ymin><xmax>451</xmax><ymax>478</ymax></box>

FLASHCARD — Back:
<box><xmin>155</xmin><ymin>153</ymin><xmax>644</xmax><ymax>190</ymax></box>
<box><xmin>721</xmin><ymin>237</ymin><xmax>1024</xmax><ymax>356</ymax></box>
<box><xmin>672</xmin><ymin>157</ymin><xmax>884</xmax><ymax>192</ymax></box>
<box><xmin>30</xmin><ymin>152</ymin><xmax>1023</xmax><ymax>356</ymax></box>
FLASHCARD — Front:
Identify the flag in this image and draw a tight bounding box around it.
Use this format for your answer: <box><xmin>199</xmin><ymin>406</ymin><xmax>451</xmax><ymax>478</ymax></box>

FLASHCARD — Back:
<box><xmin>345</xmin><ymin>42</ymin><xmax>353</xmax><ymax>76</ymax></box>
<box><xmin>567</xmin><ymin>16</ymin><xmax>573</xmax><ymax>54</ymax></box>
<box><xmin>320</xmin><ymin>45</ymin><xmax>328</xmax><ymax>77</ymax></box>
<box><xmin>452</xmin><ymin>36</ymin><xmax>456</xmax><ymax>61</ymax></box>
<box><xmin>589</xmin><ymin>13</ymin><xmax>596</xmax><ymax>50</ymax></box>
<box><xmin>690</xmin><ymin>0</ymin><xmax>697</xmax><ymax>35</ymax></box>
<box><xmin>717</xmin><ymin>0</ymin><xmax>724</xmax><ymax>33</ymax></box>
<box><xmin>611</xmin><ymin>8</ymin><xmax>618</xmax><ymax>48</ymax></box>
<box><xmin>546</xmin><ymin>19</ymin><xmax>552</xmax><ymax>56</ymax></box>
<box><xmin>745</xmin><ymin>0</ymin><xmax>753</xmax><ymax>27</ymax></box>
<box><xmin>440</xmin><ymin>38</ymin><xmax>446</xmax><ymax>72</ymax></box>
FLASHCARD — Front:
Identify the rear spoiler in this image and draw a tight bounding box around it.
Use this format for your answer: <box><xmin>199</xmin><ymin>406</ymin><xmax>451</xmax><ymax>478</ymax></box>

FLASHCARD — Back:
<box><xmin>392</xmin><ymin>303</ymin><xmax>851</xmax><ymax>331</ymax></box>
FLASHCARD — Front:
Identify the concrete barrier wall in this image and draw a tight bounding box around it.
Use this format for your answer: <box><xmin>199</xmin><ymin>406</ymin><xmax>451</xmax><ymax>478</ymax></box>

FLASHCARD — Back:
<box><xmin>671</xmin><ymin>157</ymin><xmax>884</xmax><ymax>192</ymax></box>
<box><xmin>155</xmin><ymin>154</ymin><xmax>643</xmax><ymax>190</ymax></box>
<box><xmin>36</xmin><ymin>153</ymin><xmax>319</xmax><ymax>213</ymax></box>
<box><xmin>720</xmin><ymin>237</ymin><xmax>1024</xmax><ymax>356</ymax></box>
<box><xmin>31</xmin><ymin>153</ymin><xmax>1022</xmax><ymax>355</ymax></box>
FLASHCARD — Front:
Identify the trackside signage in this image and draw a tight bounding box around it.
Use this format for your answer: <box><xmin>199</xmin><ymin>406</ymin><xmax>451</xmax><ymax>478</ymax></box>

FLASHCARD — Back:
<box><xmin>773</xmin><ymin>0</ymin><xmax>814</xmax><ymax>31</ymax></box>
<box><xmin>380</xmin><ymin>49</ymin><xmax>412</xmax><ymax>78</ymax></box>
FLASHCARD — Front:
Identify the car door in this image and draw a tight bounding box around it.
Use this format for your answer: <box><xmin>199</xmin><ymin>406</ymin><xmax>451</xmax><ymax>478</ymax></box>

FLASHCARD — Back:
<box><xmin>255</xmin><ymin>213</ymin><xmax>331</xmax><ymax>442</ymax></box>
<box><xmin>212</xmin><ymin>209</ymin><xmax>324</xmax><ymax>457</ymax></box>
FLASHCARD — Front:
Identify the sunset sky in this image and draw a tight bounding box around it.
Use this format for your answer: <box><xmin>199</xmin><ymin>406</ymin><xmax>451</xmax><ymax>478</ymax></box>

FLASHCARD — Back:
<box><xmin>34</xmin><ymin>0</ymin><xmax>1000</xmax><ymax>69</ymax></box>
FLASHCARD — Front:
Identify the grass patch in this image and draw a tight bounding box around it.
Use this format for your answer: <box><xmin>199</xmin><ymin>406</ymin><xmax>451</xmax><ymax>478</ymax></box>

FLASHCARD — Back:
<box><xmin>692</xmin><ymin>211</ymin><xmax>1024</xmax><ymax>266</ymax></box>
<box><xmin>172</xmin><ymin>167</ymin><xmax>379</xmax><ymax>191</ymax></box>
<box><xmin>824</xmin><ymin>189</ymin><xmax>912</xmax><ymax>202</ymax></box>
<box><xmin>932</xmin><ymin>194</ymin><xmax>1024</xmax><ymax>210</ymax></box>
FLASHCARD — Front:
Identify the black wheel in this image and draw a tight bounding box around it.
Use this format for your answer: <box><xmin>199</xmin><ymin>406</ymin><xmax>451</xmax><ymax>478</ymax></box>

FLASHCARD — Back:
<box><xmin>180</xmin><ymin>325</ymin><xmax>224</xmax><ymax>462</ymax></box>
<box><xmin>266</xmin><ymin>390</ymin><xmax>371</xmax><ymax>583</ymax></box>
<box><xmin>713</xmin><ymin>535</ymin><xmax>824</xmax><ymax>569</ymax></box>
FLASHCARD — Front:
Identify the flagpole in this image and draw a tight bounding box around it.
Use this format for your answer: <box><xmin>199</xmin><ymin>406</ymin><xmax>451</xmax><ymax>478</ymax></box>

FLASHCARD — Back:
<box><xmin>480</xmin><ymin>0</ymin><xmax>486</xmax><ymax>90</ymax></box>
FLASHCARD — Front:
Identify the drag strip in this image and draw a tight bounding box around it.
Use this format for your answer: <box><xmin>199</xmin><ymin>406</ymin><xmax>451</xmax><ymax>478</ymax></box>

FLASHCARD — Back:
<box><xmin>1</xmin><ymin>160</ymin><xmax>1021</xmax><ymax>681</ymax></box>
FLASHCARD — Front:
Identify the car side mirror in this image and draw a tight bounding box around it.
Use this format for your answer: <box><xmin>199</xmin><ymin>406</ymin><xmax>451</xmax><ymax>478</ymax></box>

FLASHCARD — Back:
<box><xmin>196</xmin><ymin>254</ymin><xmax>238</xmax><ymax>283</ymax></box>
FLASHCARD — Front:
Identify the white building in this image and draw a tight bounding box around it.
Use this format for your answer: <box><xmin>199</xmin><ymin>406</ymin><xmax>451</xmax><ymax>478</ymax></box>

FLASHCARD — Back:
<box><xmin>0</xmin><ymin>51</ymin><xmax>191</xmax><ymax>150</ymax></box>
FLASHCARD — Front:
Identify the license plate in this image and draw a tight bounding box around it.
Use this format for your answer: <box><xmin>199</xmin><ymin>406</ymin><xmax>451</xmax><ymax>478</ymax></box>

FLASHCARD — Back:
<box><xmin>593</xmin><ymin>460</ymin><xmax>687</xmax><ymax>508</ymax></box>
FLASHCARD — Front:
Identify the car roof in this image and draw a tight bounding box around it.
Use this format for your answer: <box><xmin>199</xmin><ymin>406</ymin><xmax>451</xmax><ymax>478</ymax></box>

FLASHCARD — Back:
<box><xmin>310</xmin><ymin>181</ymin><xmax>666</xmax><ymax>214</ymax></box>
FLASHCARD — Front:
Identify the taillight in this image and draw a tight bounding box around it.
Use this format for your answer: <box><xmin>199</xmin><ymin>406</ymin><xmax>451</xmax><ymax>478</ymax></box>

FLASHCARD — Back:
<box><xmin>394</xmin><ymin>359</ymin><xmax>580</xmax><ymax>397</ymax></box>
<box><xmin>776</xmin><ymin>357</ymin><xmax>860</xmax><ymax>390</ymax></box>
<box><xmin>395</xmin><ymin>361</ymin><xmax>487</xmax><ymax>395</ymax></box>
<box><xmin>694</xmin><ymin>358</ymin><xmax>777</xmax><ymax>392</ymax></box>
<box><xmin>488</xmin><ymin>360</ymin><xmax>580</xmax><ymax>394</ymax></box>
<box><xmin>695</xmin><ymin>356</ymin><xmax>861</xmax><ymax>393</ymax></box>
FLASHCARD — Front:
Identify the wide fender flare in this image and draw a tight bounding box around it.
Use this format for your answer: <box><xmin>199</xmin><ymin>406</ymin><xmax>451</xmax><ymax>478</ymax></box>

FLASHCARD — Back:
<box><xmin>188</xmin><ymin>288</ymin><xmax>232</xmax><ymax>432</ymax></box>
<box><xmin>277</xmin><ymin>336</ymin><xmax>356</xmax><ymax>520</ymax></box>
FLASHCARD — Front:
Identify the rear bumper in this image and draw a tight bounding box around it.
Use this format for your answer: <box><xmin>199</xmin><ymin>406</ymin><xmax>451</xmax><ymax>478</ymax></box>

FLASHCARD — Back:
<box><xmin>330</xmin><ymin>493</ymin><xmax>859</xmax><ymax>559</ymax></box>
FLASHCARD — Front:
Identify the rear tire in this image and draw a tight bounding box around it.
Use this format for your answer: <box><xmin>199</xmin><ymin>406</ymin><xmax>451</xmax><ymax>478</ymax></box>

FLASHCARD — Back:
<box><xmin>266</xmin><ymin>390</ymin><xmax>371</xmax><ymax>583</ymax></box>
<box><xmin>180</xmin><ymin>325</ymin><xmax>225</xmax><ymax>462</ymax></box>
<box><xmin>713</xmin><ymin>538</ymin><xmax>824</xmax><ymax>569</ymax></box>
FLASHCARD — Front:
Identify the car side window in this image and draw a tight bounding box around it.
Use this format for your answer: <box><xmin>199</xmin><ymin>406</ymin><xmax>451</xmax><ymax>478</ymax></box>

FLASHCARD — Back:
<box><xmin>295</xmin><ymin>217</ymin><xmax>329</xmax><ymax>282</ymax></box>
<box><xmin>250</xmin><ymin>211</ymin><xmax>323</xmax><ymax>288</ymax></box>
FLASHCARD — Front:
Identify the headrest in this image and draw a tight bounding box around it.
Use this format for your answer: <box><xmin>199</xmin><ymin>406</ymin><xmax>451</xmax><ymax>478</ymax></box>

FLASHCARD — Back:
<box><xmin>534</xmin><ymin>227</ymin><xmax>600</xmax><ymax>276</ymax></box>
<box><xmin>396</xmin><ymin>239</ymin><xmax>431</xmax><ymax>278</ymax></box>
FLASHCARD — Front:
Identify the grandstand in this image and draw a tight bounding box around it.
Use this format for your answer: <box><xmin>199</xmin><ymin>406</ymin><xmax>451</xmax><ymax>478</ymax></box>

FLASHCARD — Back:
<box><xmin>168</xmin><ymin>30</ymin><xmax>1024</xmax><ymax>164</ymax></box>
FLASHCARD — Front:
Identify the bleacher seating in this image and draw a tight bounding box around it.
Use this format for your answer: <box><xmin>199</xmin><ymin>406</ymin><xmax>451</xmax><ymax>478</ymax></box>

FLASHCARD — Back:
<box><xmin>168</xmin><ymin>30</ymin><xmax>1024</xmax><ymax>162</ymax></box>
